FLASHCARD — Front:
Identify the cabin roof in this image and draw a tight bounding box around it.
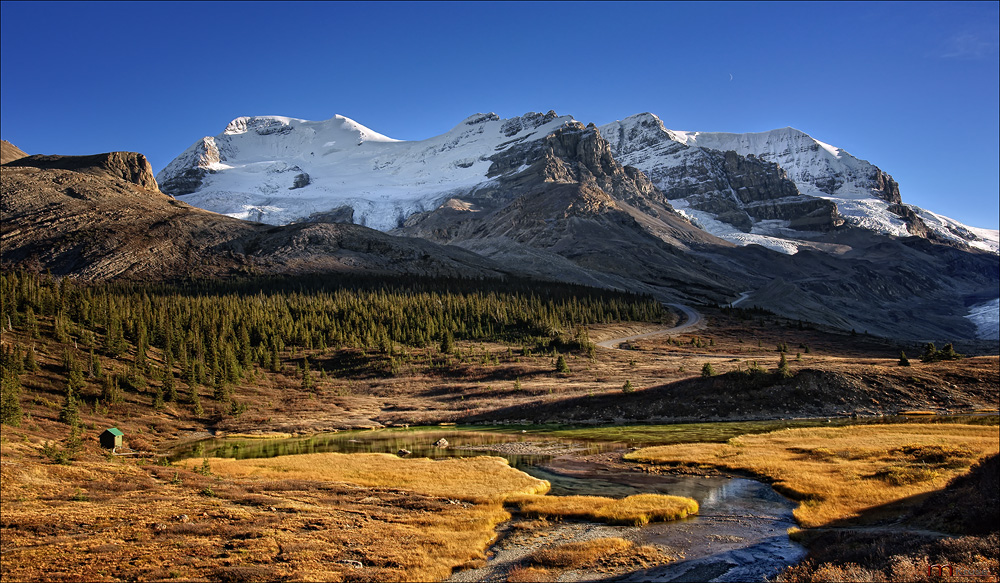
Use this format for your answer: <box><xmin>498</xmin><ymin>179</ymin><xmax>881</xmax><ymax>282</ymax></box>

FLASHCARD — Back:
<box><xmin>102</xmin><ymin>428</ymin><xmax>124</xmax><ymax>437</ymax></box>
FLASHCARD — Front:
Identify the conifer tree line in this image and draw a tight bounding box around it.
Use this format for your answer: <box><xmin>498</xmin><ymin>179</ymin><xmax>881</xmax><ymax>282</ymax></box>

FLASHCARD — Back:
<box><xmin>0</xmin><ymin>270</ymin><xmax>665</xmax><ymax>377</ymax></box>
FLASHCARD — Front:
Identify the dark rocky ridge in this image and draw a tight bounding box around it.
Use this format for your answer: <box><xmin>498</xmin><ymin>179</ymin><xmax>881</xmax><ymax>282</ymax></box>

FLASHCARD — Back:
<box><xmin>5</xmin><ymin>151</ymin><xmax>160</xmax><ymax>192</ymax></box>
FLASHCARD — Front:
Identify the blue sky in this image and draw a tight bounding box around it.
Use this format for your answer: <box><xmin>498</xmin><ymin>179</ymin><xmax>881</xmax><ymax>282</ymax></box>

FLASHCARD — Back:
<box><xmin>2</xmin><ymin>1</ymin><xmax>998</xmax><ymax>229</ymax></box>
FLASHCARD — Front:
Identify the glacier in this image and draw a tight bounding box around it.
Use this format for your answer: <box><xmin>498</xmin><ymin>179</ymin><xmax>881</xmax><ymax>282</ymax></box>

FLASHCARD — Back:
<box><xmin>966</xmin><ymin>298</ymin><xmax>1000</xmax><ymax>340</ymax></box>
<box><xmin>157</xmin><ymin>112</ymin><xmax>575</xmax><ymax>231</ymax></box>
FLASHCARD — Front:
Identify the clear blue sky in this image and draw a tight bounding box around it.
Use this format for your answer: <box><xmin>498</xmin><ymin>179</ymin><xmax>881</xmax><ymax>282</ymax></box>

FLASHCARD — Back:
<box><xmin>2</xmin><ymin>1</ymin><xmax>998</xmax><ymax>229</ymax></box>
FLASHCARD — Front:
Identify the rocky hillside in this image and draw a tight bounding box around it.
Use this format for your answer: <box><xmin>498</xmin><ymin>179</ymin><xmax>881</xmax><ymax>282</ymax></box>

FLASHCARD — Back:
<box><xmin>0</xmin><ymin>147</ymin><xmax>510</xmax><ymax>281</ymax></box>
<box><xmin>1</xmin><ymin>140</ymin><xmax>28</xmax><ymax>164</ymax></box>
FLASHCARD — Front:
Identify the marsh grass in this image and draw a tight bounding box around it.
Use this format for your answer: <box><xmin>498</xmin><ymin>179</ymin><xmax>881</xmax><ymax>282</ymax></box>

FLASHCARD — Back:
<box><xmin>527</xmin><ymin>537</ymin><xmax>632</xmax><ymax>567</ymax></box>
<box><xmin>176</xmin><ymin>452</ymin><xmax>550</xmax><ymax>502</ymax></box>
<box><xmin>509</xmin><ymin>493</ymin><xmax>698</xmax><ymax>526</ymax></box>
<box><xmin>515</xmin><ymin>537</ymin><xmax>671</xmax><ymax>581</ymax></box>
<box><xmin>626</xmin><ymin>424</ymin><xmax>999</xmax><ymax>527</ymax></box>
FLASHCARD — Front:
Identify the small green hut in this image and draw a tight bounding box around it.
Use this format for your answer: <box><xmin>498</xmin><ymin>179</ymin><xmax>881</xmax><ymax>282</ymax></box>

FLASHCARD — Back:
<box><xmin>100</xmin><ymin>427</ymin><xmax>124</xmax><ymax>450</ymax></box>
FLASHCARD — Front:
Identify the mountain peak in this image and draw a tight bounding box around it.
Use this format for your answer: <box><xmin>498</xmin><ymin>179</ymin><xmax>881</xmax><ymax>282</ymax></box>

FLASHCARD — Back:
<box><xmin>460</xmin><ymin>113</ymin><xmax>501</xmax><ymax>126</ymax></box>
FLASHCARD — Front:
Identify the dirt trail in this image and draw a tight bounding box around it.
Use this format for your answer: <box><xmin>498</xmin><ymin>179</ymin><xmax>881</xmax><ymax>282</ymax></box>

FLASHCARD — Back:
<box><xmin>596</xmin><ymin>303</ymin><xmax>704</xmax><ymax>349</ymax></box>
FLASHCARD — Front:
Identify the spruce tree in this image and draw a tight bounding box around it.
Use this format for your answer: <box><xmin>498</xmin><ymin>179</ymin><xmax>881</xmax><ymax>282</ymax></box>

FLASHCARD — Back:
<box><xmin>25</xmin><ymin>347</ymin><xmax>39</xmax><ymax>373</ymax></box>
<box><xmin>189</xmin><ymin>384</ymin><xmax>203</xmax><ymax>415</ymax></box>
<box><xmin>59</xmin><ymin>384</ymin><xmax>80</xmax><ymax>426</ymax></box>
<box><xmin>701</xmin><ymin>362</ymin><xmax>715</xmax><ymax>377</ymax></box>
<box><xmin>0</xmin><ymin>368</ymin><xmax>22</xmax><ymax>426</ymax></box>
<box><xmin>898</xmin><ymin>351</ymin><xmax>911</xmax><ymax>367</ymax></box>
<box><xmin>777</xmin><ymin>352</ymin><xmax>792</xmax><ymax>378</ymax></box>
<box><xmin>302</xmin><ymin>357</ymin><xmax>313</xmax><ymax>391</ymax></box>
<box><xmin>440</xmin><ymin>331</ymin><xmax>455</xmax><ymax>355</ymax></box>
<box><xmin>555</xmin><ymin>354</ymin><xmax>570</xmax><ymax>373</ymax></box>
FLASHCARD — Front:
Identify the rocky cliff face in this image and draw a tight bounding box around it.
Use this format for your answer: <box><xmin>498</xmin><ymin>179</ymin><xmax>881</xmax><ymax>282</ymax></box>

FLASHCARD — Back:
<box><xmin>6</xmin><ymin>151</ymin><xmax>160</xmax><ymax>192</ymax></box>
<box><xmin>601</xmin><ymin>114</ymin><xmax>850</xmax><ymax>249</ymax></box>
<box><xmin>157</xmin><ymin>137</ymin><xmax>221</xmax><ymax>195</ymax></box>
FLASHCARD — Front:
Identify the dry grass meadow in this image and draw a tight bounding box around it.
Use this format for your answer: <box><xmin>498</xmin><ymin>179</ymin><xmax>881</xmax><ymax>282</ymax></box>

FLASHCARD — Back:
<box><xmin>505</xmin><ymin>537</ymin><xmax>669</xmax><ymax>582</ymax></box>
<box><xmin>626</xmin><ymin>424</ymin><xmax>1000</xmax><ymax>527</ymax></box>
<box><xmin>176</xmin><ymin>452</ymin><xmax>550</xmax><ymax>502</ymax></box>
<box><xmin>508</xmin><ymin>493</ymin><xmax>698</xmax><ymax>526</ymax></box>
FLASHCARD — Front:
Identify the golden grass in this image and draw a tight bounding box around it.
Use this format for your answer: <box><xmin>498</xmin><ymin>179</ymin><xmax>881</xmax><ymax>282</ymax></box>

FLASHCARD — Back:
<box><xmin>625</xmin><ymin>424</ymin><xmax>999</xmax><ymax>527</ymax></box>
<box><xmin>177</xmin><ymin>452</ymin><xmax>550</xmax><ymax>502</ymax></box>
<box><xmin>2</xmin><ymin>440</ymin><xmax>543</xmax><ymax>582</ymax></box>
<box><xmin>507</xmin><ymin>566</ymin><xmax>558</xmax><ymax>582</ymax></box>
<box><xmin>510</xmin><ymin>493</ymin><xmax>698</xmax><ymax>526</ymax></box>
<box><xmin>528</xmin><ymin>537</ymin><xmax>633</xmax><ymax>567</ymax></box>
<box><xmin>519</xmin><ymin>537</ymin><xmax>671</xmax><ymax>579</ymax></box>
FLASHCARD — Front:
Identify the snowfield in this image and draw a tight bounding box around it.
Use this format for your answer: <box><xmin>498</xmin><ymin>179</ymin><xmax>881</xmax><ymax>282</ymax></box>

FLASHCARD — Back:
<box><xmin>158</xmin><ymin>112</ymin><xmax>575</xmax><ymax>231</ymax></box>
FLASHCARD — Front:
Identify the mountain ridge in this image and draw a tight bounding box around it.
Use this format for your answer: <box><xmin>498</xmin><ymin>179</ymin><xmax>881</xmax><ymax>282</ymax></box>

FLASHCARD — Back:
<box><xmin>158</xmin><ymin>110</ymin><xmax>998</xmax><ymax>258</ymax></box>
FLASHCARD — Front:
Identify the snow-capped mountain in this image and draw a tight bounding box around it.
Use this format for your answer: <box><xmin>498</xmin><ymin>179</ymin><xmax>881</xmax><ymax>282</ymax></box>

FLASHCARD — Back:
<box><xmin>161</xmin><ymin>110</ymin><xmax>998</xmax><ymax>257</ymax></box>
<box><xmin>157</xmin><ymin>112</ymin><xmax>577</xmax><ymax>231</ymax></box>
<box><xmin>600</xmin><ymin>113</ymin><xmax>999</xmax><ymax>255</ymax></box>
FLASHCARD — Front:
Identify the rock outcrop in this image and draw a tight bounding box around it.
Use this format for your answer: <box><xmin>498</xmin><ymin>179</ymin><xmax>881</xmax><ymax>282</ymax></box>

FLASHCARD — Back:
<box><xmin>5</xmin><ymin>151</ymin><xmax>160</xmax><ymax>192</ymax></box>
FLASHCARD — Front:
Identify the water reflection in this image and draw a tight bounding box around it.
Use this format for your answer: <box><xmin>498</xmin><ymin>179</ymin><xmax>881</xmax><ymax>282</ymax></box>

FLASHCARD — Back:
<box><xmin>169</xmin><ymin>428</ymin><xmax>620</xmax><ymax>475</ymax></box>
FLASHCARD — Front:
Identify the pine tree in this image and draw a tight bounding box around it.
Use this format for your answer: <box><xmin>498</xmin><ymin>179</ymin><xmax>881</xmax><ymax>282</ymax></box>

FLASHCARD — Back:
<box><xmin>164</xmin><ymin>367</ymin><xmax>177</xmax><ymax>402</ymax></box>
<box><xmin>189</xmin><ymin>384</ymin><xmax>203</xmax><ymax>415</ymax></box>
<box><xmin>555</xmin><ymin>354</ymin><xmax>570</xmax><ymax>373</ymax></box>
<box><xmin>0</xmin><ymin>368</ymin><xmax>23</xmax><ymax>427</ymax></box>
<box><xmin>940</xmin><ymin>343</ymin><xmax>962</xmax><ymax>360</ymax></box>
<box><xmin>777</xmin><ymin>352</ymin><xmax>792</xmax><ymax>378</ymax></box>
<box><xmin>440</xmin><ymin>331</ymin><xmax>455</xmax><ymax>355</ymax></box>
<box><xmin>701</xmin><ymin>362</ymin><xmax>715</xmax><ymax>377</ymax></box>
<box><xmin>898</xmin><ymin>351</ymin><xmax>911</xmax><ymax>367</ymax></box>
<box><xmin>921</xmin><ymin>343</ymin><xmax>938</xmax><ymax>362</ymax></box>
<box><xmin>622</xmin><ymin>380</ymin><xmax>634</xmax><ymax>393</ymax></box>
<box><xmin>59</xmin><ymin>384</ymin><xmax>80</xmax><ymax>426</ymax></box>
<box><xmin>25</xmin><ymin>347</ymin><xmax>39</xmax><ymax>372</ymax></box>
<box><xmin>101</xmin><ymin>373</ymin><xmax>122</xmax><ymax>406</ymax></box>
<box><xmin>302</xmin><ymin>357</ymin><xmax>313</xmax><ymax>391</ymax></box>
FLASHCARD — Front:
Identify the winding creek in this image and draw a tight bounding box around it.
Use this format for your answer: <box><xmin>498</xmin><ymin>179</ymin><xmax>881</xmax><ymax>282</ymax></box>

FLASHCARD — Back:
<box><xmin>168</xmin><ymin>416</ymin><xmax>994</xmax><ymax>582</ymax></box>
<box><xmin>169</xmin><ymin>424</ymin><xmax>813</xmax><ymax>582</ymax></box>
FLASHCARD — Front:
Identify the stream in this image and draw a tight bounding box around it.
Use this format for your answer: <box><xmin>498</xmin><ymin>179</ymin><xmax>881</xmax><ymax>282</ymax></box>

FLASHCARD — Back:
<box><xmin>170</xmin><ymin>427</ymin><xmax>808</xmax><ymax>582</ymax></box>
